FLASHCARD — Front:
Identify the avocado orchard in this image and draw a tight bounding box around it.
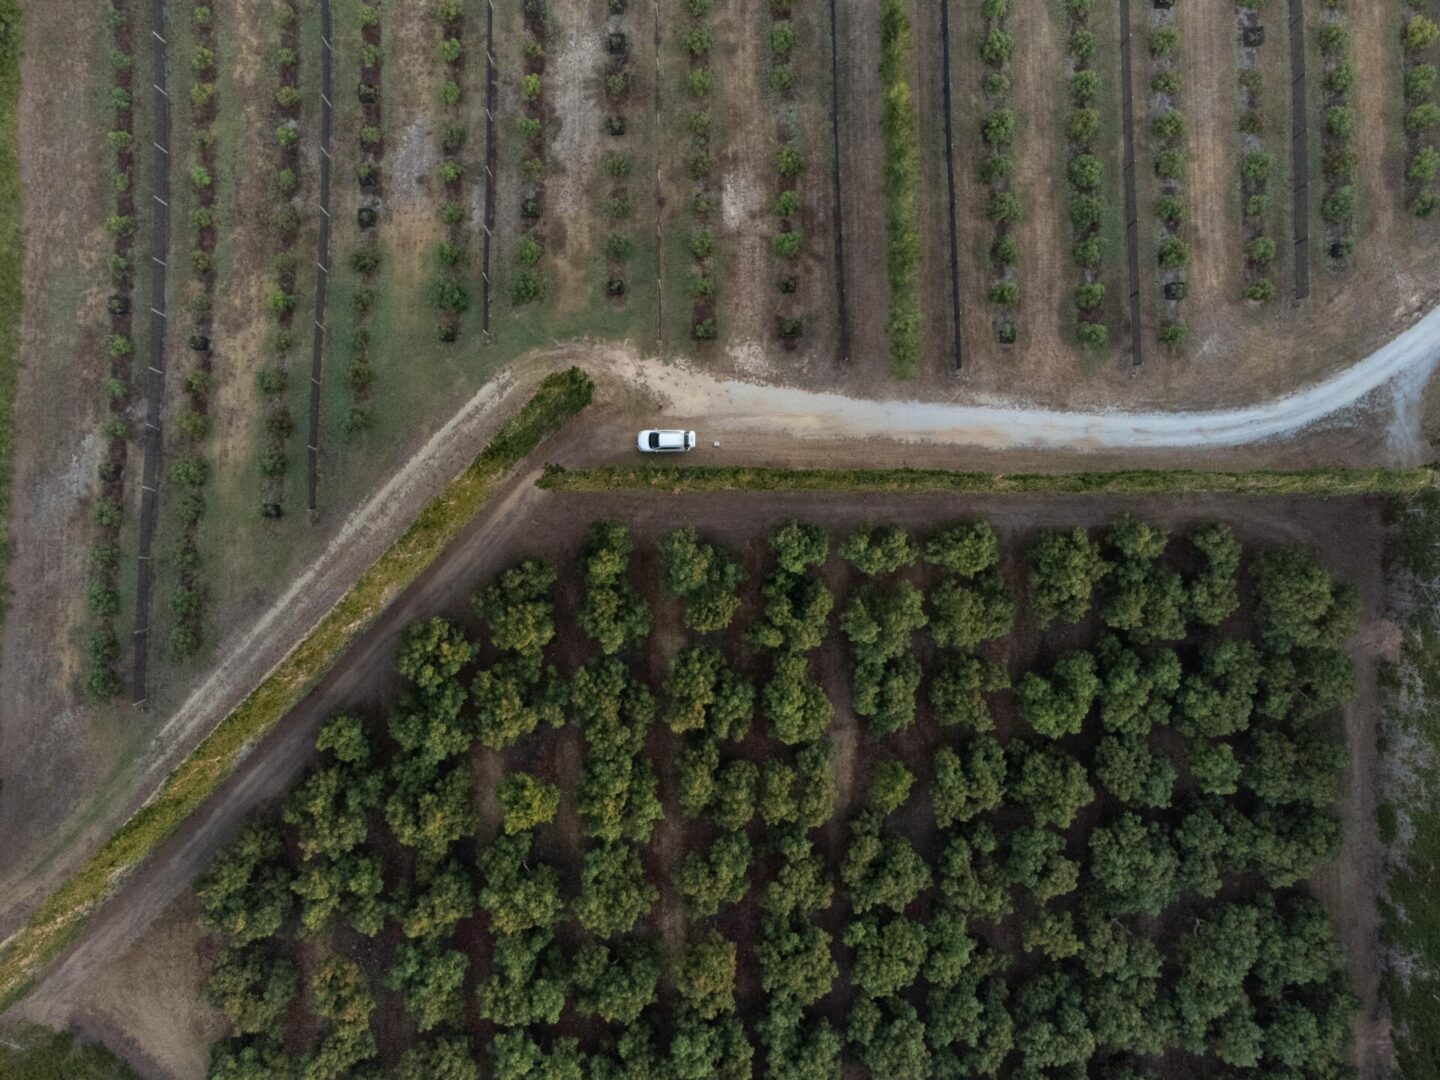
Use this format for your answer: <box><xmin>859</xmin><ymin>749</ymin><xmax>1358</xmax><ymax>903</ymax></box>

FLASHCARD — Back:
<box><xmin>196</xmin><ymin>513</ymin><xmax>1360</xmax><ymax>1078</ymax></box>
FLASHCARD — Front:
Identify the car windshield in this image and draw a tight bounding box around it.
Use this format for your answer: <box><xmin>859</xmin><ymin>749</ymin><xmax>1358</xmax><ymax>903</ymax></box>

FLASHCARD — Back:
<box><xmin>647</xmin><ymin>432</ymin><xmax>660</xmax><ymax>449</ymax></box>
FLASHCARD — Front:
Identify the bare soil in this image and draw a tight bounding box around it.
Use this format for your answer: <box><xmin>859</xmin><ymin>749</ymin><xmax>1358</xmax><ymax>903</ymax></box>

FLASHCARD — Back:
<box><xmin>909</xmin><ymin>0</ymin><xmax>959</xmax><ymax>376</ymax></box>
<box><xmin>19</xmin><ymin>485</ymin><xmax>1391</xmax><ymax>1079</ymax></box>
<box><xmin>1183</xmin><ymin>0</ymin><xmax>1243</xmax><ymax>314</ymax></box>
<box><xmin>0</xmin><ymin>0</ymin><xmax>134</xmax><ymax>911</ymax></box>
<box><xmin>713</xmin><ymin>0</ymin><xmax>771</xmax><ymax>354</ymax></box>
<box><xmin>546</xmin><ymin>0</ymin><xmax>605</xmax><ymax>312</ymax></box>
<box><xmin>833</xmin><ymin>0</ymin><xmax>888</xmax><ymax>379</ymax></box>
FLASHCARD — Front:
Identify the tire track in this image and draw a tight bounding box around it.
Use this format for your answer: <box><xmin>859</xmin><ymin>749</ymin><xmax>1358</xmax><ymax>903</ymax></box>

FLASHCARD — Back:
<box><xmin>131</xmin><ymin>0</ymin><xmax>174</xmax><ymax>707</ymax></box>
<box><xmin>305</xmin><ymin>0</ymin><xmax>334</xmax><ymax>516</ymax></box>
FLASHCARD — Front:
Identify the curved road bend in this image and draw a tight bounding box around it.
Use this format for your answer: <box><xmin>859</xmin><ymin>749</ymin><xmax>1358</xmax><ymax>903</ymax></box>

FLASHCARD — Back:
<box><xmin>614</xmin><ymin>302</ymin><xmax>1440</xmax><ymax>453</ymax></box>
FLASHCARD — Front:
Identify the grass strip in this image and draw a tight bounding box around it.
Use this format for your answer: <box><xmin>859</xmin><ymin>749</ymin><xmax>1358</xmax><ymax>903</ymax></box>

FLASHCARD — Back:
<box><xmin>0</xmin><ymin>368</ymin><xmax>594</xmax><ymax>1009</ymax></box>
<box><xmin>0</xmin><ymin>3</ymin><xmax>20</xmax><ymax>634</ymax></box>
<box><xmin>1379</xmin><ymin>488</ymin><xmax>1440</xmax><ymax>1075</ymax></box>
<box><xmin>537</xmin><ymin>463</ymin><xmax>1440</xmax><ymax>497</ymax></box>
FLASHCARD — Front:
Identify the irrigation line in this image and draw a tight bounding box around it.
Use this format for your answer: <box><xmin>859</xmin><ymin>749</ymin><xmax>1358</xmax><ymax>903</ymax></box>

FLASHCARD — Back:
<box><xmin>937</xmin><ymin>0</ymin><xmax>963</xmax><ymax>371</ymax></box>
<box><xmin>1287</xmin><ymin>0</ymin><xmax>1311</xmax><ymax>300</ymax></box>
<box><xmin>482</xmin><ymin>0</ymin><xmax>497</xmax><ymax>336</ymax></box>
<box><xmin>1118</xmin><ymin>0</ymin><xmax>1143</xmax><ymax>368</ymax></box>
<box><xmin>827</xmin><ymin>0</ymin><xmax>850</xmax><ymax>365</ymax></box>
<box><xmin>132</xmin><ymin>0</ymin><xmax>173</xmax><ymax>707</ymax></box>
<box><xmin>307</xmin><ymin>0</ymin><xmax>334</xmax><ymax>516</ymax></box>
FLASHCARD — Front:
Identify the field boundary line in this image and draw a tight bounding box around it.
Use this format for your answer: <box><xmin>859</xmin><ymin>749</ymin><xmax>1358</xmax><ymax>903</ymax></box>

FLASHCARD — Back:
<box><xmin>537</xmin><ymin>463</ymin><xmax>1440</xmax><ymax>497</ymax></box>
<box><xmin>305</xmin><ymin>0</ymin><xmax>334</xmax><ymax>516</ymax></box>
<box><xmin>1119</xmin><ymin>0</ymin><xmax>1143</xmax><ymax>367</ymax></box>
<box><xmin>0</xmin><ymin>370</ymin><xmax>594</xmax><ymax>1010</ymax></box>
<box><xmin>131</xmin><ymin>0</ymin><xmax>174</xmax><ymax>706</ymax></box>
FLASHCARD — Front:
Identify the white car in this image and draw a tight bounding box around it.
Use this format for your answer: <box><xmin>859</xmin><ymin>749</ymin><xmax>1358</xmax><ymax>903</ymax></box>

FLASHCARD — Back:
<box><xmin>638</xmin><ymin>429</ymin><xmax>696</xmax><ymax>452</ymax></box>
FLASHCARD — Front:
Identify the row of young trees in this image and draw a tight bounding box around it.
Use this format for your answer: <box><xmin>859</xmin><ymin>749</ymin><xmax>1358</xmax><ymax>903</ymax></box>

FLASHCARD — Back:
<box><xmin>1402</xmin><ymin>5</ymin><xmax>1440</xmax><ymax>218</ymax></box>
<box><xmin>978</xmin><ymin>0</ymin><xmax>1020</xmax><ymax>344</ymax></box>
<box><xmin>681</xmin><ymin>0</ymin><xmax>722</xmax><ymax>342</ymax></box>
<box><xmin>165</xmin><ymin>1</ymin><xmax>224</xmax><ymax>661</ymax></box>
<box><xmin>599</xmin><ymin>0</ymin><xmax>637</xmax><ymax>302</ymax></box>
<box><xmin>512</xmin><ymin>0</ymin><xmax>550</xmax><ymax>307</ymax></box>
<box><xmin>256</xmin><ymin>0</ymin><xmax>304</xmax><ymax>520</ymax></box>
<box><xmin>85</xmin><ymin>0</ymin><xmax>142</xmax><ymax>697</ymax></box>
<box><xmin>1145</xmin><ymin>8</ymin><xmax>1188</xmax><ymax>346</ymax></box>
<box><xmin>344</xmin><ymin>3</ymin><xmax>384</xmax><ymax>432</ymax></box>
<box><xmin>1236</xmin><ymin>0</ymin><xmax>1280</xmax><ymax>304</ymax></box>
<box><xmin>1317</xmin><ymin>1</ymin><xmax>1358</xmax><ymax>263</ymax></box>
<box><xmin>768</xmin><ymin>0</ymin><xmax>806</xmax><ymax>346</ymax></box>
<box><xmin>878</xmin><ymin>0</ymin><xmax>921</xmax><ymax>377</ymax></box>
<box><xmin>433</xmin><ymin>1</ymin><xmax>476</xmax><ymax>326</ymax></box>
<box><xmin>1063</xmin><ymin>0</ymin><xmax>1111</xmax><ymax>349</ymax></box>
<box><xmin>197</xmin><ymin>513</ymin><xmax>1359</xmax><ymax>1077</ymax></box>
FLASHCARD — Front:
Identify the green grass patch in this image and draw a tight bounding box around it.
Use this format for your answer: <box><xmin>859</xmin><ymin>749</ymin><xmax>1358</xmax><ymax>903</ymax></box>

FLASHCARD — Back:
<box><xmin>0</xmin><ymin>1025</ymin><xmax>137</xmax><ymax>1080</ymax></box>
<box><xmin>0</xmin><ymin>1</ymin><xmax>20</xmax><ymax>631</ymax></box>
<box><xmin>0</xmin><ymin>369</ymin><xmax>594</xmax><ymax>1009</ymax></box>
<box><xmin>536</xmin><ymin>463</ymin><xmax>1440</xmax><ymax>497</ymax></box>
<box><xmin>1380</xmin><ymin>488</ymin><xmax>1440</xmax><ymax>1076</ymax></box>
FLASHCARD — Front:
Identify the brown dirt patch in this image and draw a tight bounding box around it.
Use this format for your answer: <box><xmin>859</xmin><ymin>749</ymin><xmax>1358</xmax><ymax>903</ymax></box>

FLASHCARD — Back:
<box><xmin>66</xmin><ymin>894</ymin><xmax>221</xmax><ymax>1080</ymax></box>
<box><xmin>834</xmin><ymin>0</ymin><xmax>888</xmax><ymax>380</ymax></box>
<box><xmin>0</xmin><ymin>0</ymin><xmax>125</xmax><ymax>905</ymax></box>
<box><xmin>713</xmin><ymin>0</ymin><xmax>773</xmax><ymax>353</ymax></box>
<box><xmin>910</xmin><ymin>0</ymin><xmax>960</xmax><ymax>377</ymax></box>
<box><xmin>546</xmin><ymin>2</ymin><xmax>605</xmax><ymax>312</ymax></box>
<box><xmin>1182</xmin><ymin>0</ymin><xmax>1243</xmax><ymax>315</ymax></box>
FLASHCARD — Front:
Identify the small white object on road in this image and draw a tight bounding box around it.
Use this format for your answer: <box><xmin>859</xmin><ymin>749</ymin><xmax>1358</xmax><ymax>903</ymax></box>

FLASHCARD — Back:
<box><xmin>713</xmin><ymin>441</ymin><xmax>720</xmax><ymax>448</ymax></box>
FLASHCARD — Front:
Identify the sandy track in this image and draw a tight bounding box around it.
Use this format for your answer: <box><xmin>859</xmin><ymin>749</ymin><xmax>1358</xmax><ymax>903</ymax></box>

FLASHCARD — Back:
<box><xmin>611</xmin><ymin>299</ymin><xmax>1440</xmax><ymax>457</ymax></box>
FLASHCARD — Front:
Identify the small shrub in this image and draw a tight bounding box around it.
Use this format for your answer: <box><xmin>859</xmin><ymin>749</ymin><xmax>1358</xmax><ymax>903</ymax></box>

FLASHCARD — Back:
<box><xmin>1157</xmin><ymin>237</ymin><xmax>1189</xmax><ymax>270</ymax></box>
<box><xmin>1245</xmin><ymin>236</ymin><xmax>1277</xmax><ymax>267</ymax></box>
<box><xmin>773</xmin><ymin>231</ymin><xmax>802</xmax><ymax>259</ymax></box>
<box><xmin>1149</xmin><ymin>27</ymin><xmax>1178</xmax><ymax>56</ymax></box>
<box><xmin>1244</xmin><ymin>278</ymin><xmax>1276</xmax><ymax>302</ymax></box>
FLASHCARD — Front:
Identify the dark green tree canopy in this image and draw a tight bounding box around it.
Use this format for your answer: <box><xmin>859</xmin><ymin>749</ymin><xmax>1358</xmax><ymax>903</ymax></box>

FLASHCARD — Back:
<box><xmin>923</xmin><ymin>520</ymin><xmax>1001</xmax><ymax>577</ymax></box>
<box><xmin>840</xmin><ymin>523</ymin><xmax>918</xmax><ymax>575</ymax></box>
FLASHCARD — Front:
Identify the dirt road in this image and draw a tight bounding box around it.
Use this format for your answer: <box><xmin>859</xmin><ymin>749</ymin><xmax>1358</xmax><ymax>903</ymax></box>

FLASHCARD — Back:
<box><xmin>606</xmin><ymin>299</ymin><xmax>1440</xmax><ymax>458</ymax></box>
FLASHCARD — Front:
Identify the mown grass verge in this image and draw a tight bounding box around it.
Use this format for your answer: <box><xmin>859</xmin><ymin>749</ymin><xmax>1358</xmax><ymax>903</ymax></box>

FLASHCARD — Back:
<box><xmin>536</xmin><ymin>463</ymin><xmax>1440</xmax><ymax>497</ymax></box>
<box><xmin>1379</xmin><ymin>487</ymin><xmax>1440</xmax><ymax>1075</ymax></box>
<box><xmin>0</xmin><ymin>1023</ymin><xmax>137</xmax><ymax>1079</ymax></box>
<box><xmin>0</xmin><ymin>368</ymin><xmax>594</xmax><ymax>1009</ymax></box>
<box><xmin>0</xmin><ymin>1</ymin><xmax>19</xmax><ymax>632</ymax></box>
